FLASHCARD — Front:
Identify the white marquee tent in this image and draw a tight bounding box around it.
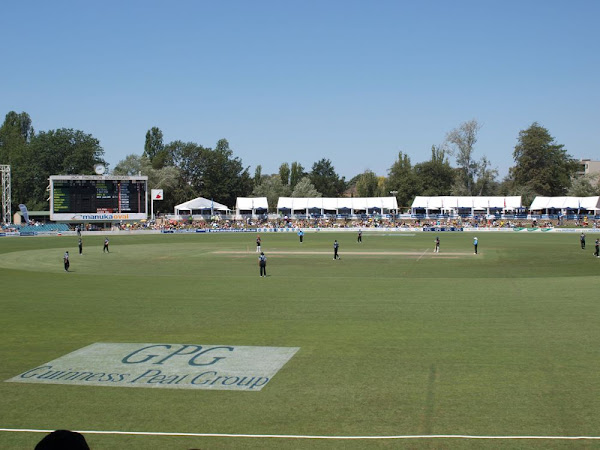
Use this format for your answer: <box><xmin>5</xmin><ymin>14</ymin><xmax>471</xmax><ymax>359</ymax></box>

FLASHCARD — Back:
<box><xmin>411</xmin><ymin>196</ymin><xmax>522</xmax><ymax>214</ymax></box>
<box><xmin>277</xmin><ymin>197</ymin><xmax>398</xmax><ymax>215</ymax></box>
<box><xmin>235</xmin><ymin>197</ymin><xmax>269</xmax><ymax>216</ymax></box>
<box><xmin>174</xmin><ymin>197</ymin><xmax>230</xmax><ymax>216</ymax></box>
<box><xmin>529</xmin><ymin>196</ymin><xmax>600</xmax><ymax>212</ymax></box>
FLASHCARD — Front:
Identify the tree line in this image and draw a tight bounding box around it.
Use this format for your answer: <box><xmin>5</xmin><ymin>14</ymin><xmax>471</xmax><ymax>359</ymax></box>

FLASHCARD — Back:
<box><xmin>1</xmin><ymin>111</ymin><xmax>597</xmax><ymax>216</ymax></box>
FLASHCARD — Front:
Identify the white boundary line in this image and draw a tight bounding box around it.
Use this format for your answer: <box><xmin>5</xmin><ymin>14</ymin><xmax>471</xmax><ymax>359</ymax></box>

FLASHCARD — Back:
<box><xmin>2</xmin><ymin>428</ymin><xmax>600</xmax><ymax>440</ymax></box>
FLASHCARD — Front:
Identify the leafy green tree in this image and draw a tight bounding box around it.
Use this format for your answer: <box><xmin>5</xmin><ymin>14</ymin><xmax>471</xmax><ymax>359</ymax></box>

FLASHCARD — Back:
<box><xmin>25</xmin><ymin>128</ymin><xmax>106</xmax><ymax>209</ymax></box>
<box><xmin>0</xmin><ymin>112</ymin><xmax>35</xmax><ymax>211</ymax></box>
<box><xmin>386</xmin><ymin>152</ymin><xmax>419</xmax><ymax>208</ymax></box>
<box><xmin>0</xmin><ymin>111</ymin><xmax>33</xmax><ymax>155</ymax></box>
<box><xmin>509</xmin><ymin>183</ymin><xmax>537</xmax><ymax>208</ymax></box>
<box><xmin>414</xmin><ymin>146</ymin><xmax>455</xmax><ymax>196</ymax></box>
<box><xmin>446</xmin><ymin>119</ymin><xmax>482</xmax><ymax>195</ymax></box>
<box><xmin>200</xmin><ymin>139</ymin><xmax>253</xmax><ymax>207</ymax></box>
<box><xmin>113</xmin><ymin>154</ymin><xmax>183</xmax><ymax>213</ymax></box>
<box><xmin>446</xmin><ymin>120</ymin><xmax>499</xmax><ymax>196</ymax></box>
<box><xmin>166</xmin><ymin>140</ymin><xmax>206</xmax><ymax>192</ymax></box>
<box><xmin>472</xmin><ymin>156</ymin><xmax>499</xmax><ymax>196</ymax></box>
<box><xmin>143</xmin><ymin>127</ymin><xmax>168</xmax><ymax>168</ymax></box>
<box><xmin>356</xmin><ymin>170</ymin><xmax>380</xmax><ymax>197</ymax></box>
<box><xmin>376</xmin><ymin>176</ymin><xmax>387</xmax><ymax>197</ymax></box>
<box><xmin>168</xmin><ymin>178</ymin><xmax>200</xmax><ymax>210</ymax></box>
<box><xmin>510</xmin><ymin>122</ymin><xmax>579</xmax><ymax>196</ymax></box>
<box><xmin>165</xmin><ymin>138</ymin><xmax>252</xmax><ymax>207</ymax></box>
<box><xmin>345</xmin><ymin>174</ymin><xmax>361</xmax><ymax>195</ymax></box>
<box><xmin>252</xmin><ymin>174</ymin><xmax>291</xmax><ymax>208</ymax></box>
<box><xmin>112</xmin><ymin>154</ymin><xmax>147</xmax><ymax>176</ymax></box>
<box><xmin>254</xmin><ymin>165</ymin><xmax>262</xmax><ymax>186</ymax></box>
<box><xmin>309</xmin><ymin>158</ymin><xmax>345</xmax><ymax>197</ymax></box>
<box><xmin>1</xmin><ymin>113</ymin><xmax>107</xmax><ymax>211</ymax></box>
<box><xmin>496</xmin><ymin>175</ymin><xmax>513</xmax><ymax>197</ymax></box>
<box><xmin>279</xmin><ymin>162</ymin><xmax>290</xmax><ymax>186</ymax></box>
<box><xmin>291</xmin><ymin>177</ymin><xmax>321</xmax><ymax>197</ymax></box>
<box><xmin>567</xmin><ymin>174</ymin><xmax>600</xmax><ymax>197</ymax></box>
<box><xmin>290</xmin><ymin>161</ymin><xmax>305</xmax><ymax>189</ymax></box>
<box><xmin>29</xmin><ymin>128</ymin><xmax>106</xmax><ymax>175</ymax></box>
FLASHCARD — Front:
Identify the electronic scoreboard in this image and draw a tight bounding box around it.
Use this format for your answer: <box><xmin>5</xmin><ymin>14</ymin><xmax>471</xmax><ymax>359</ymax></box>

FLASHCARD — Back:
<box><xmin>50</xmin><ymin>175</ymin><xmax>148</xmax><ymax>222</ymax></box>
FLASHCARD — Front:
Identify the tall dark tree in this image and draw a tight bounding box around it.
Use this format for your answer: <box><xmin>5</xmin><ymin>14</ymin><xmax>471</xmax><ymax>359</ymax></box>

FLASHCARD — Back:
<box><xmin>143</xmin><ymin>127</ymin><xmax>170</xmax><ymax>169</ymax></box>
<box><xmin>386</xmin><ymin>151</ymin><xmax>419</xmax><ymax>208</ymax></box>
<box><xmin>166</xmin><ymin>140</ymin><xmax>206</xmax><ymax>192</ymax></box>
<box><xmin>309</xmin><ymin>158</ymin><xmax>345</xmax><ymax>197</ymax></box>
<box><xmin>200</xmin><ymin>139</ymin><xmax>253</xmax><ymax>207</ymax></box>
<box><xmin>510</xmin><ymin>122</ymin><xmax>578</xmax><ymax>196</ymax></box>
<box><xmin>0</xmin><ymin>111</ymin><xmax>33</xmax><ymax>155</ymax></box>
<box><xmin>143</xmin><ymin>126</ymin><xmax>164</xmax><ymax>159</ymax></box>
<box><xmin>356</xmin><ymin>170</ymin><xmax>380</xmax><ymax>197</ymax></box>
<box><xmin>165</xmin><ymin>138</ymin><xmax>253</xmax><ymax>207</ymax></box>
<box><xmin>279</xmin><ymin>162</ymin><xmax>290</xmax><ymax>186</ymax></box>
<box><xmin>290</xmin><ymin>161</ymin><xmax>305</xmax><ymax>189</ymax></box>
<box><xmin>254</xmin><ymin>165</ymin><xmax>262</xmax><ymax>186</ymax></box>
<box><xmin>0</xmin><ymin>112</ymin><xmax>35</xmax><ymax>211</ymax></box>
<box><xmin>413</xmin><ymin>146</ymin><xmax>455</xmax><ymax>196</ymax></box>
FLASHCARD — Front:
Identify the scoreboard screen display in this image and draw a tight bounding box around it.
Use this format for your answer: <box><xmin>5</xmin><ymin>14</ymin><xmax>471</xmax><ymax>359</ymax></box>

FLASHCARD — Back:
<box><xmin>50</xmin><ymin>176</ymin><xmax>148</xmax><ymax>221</ymax></box>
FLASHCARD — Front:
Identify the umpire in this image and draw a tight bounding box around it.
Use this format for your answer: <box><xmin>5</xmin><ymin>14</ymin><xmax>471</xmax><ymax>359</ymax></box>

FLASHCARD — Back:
<box><xmin>259</xmin><ymin>252</ymin><xmax>267</xmax><ymax>277</ymax></box>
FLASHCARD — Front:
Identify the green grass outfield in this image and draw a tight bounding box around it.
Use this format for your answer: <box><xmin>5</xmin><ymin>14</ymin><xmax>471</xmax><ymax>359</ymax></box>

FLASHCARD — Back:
<box><xmin>1</xmin><ymin>231</ymin><xmax>599</xmax><ymax>449</ymax></box>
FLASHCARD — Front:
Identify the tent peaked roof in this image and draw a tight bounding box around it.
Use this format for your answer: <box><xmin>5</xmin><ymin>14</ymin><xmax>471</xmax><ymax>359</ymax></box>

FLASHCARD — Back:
<box><xmin>530</xmin><ymin>196</ymin><xmax>600</xmax><ymax>210</ymax></box>
<box><xmin>175</xmin><ymin>197</ymin><xmax>229</xmax><ymax>212</ymax></box>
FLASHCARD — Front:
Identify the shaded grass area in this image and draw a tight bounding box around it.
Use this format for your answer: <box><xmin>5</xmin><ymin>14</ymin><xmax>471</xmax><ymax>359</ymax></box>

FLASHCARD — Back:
<box><xmin>1</xmin><ymin>232</ymin><xmax>599</xmax><ymax>449</ymax></box>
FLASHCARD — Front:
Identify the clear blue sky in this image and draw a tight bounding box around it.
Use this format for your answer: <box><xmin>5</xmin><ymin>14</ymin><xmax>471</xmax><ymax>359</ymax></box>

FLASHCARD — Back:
<box><xmin>1</xmin><ymin>0</ymin><xmax>598</xmax><ymax>180</ymax></box>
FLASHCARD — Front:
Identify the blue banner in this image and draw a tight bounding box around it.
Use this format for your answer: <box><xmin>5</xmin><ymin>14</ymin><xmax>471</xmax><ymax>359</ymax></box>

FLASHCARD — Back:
<box><xmin>422</xmin><ymin>227</ymin><xmax>463</xmax><ymax>232</ymax></box>
<box><xmin>204</xmin><ymin>228</ymin><xmax>258</xmax><ymax>233</ymax></box>
<box><xmin>18</xmin><ymin>204</ymin><xmax>29</xmax><ymax>223</ymax></box>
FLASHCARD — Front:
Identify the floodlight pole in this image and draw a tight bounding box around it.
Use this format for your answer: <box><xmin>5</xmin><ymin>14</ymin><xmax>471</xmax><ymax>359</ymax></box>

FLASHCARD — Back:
<box><xmin>0</xmin><ymin>165</ymin><xmax>11</xmax><ymax>225</ymax></box>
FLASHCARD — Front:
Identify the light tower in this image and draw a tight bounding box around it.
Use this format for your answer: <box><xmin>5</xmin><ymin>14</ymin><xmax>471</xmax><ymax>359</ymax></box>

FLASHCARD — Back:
<box><xmin>0</xmin><ymin>165</ymin><xmax>10</xmax><ymax>225</ymax></box>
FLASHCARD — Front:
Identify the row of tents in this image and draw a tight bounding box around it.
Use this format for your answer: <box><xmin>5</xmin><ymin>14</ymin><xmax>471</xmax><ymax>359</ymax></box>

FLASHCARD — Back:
<box><xmin>174</xmin><ymin>197</ymin><xmax>400</xmax><ymax>216</ymax></box>
<box><xmin>173</xmin><ymin>196</ymin><xmax>600</xmax><ymax>216</ymax></box>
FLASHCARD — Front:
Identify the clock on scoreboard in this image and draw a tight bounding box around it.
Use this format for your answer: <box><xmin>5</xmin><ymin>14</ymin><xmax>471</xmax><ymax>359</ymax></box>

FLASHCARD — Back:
<box><xmin>49</xmin><ymin>175</ymin><xmax>148</xmax><ymax>222</ymax></box>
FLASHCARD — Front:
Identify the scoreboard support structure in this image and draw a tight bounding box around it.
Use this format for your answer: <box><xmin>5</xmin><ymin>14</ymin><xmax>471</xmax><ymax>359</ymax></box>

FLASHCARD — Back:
<box><xmin>49</xmin><ymin>175</ymin><xmax>148</xmax><ymax>223</ymax></box>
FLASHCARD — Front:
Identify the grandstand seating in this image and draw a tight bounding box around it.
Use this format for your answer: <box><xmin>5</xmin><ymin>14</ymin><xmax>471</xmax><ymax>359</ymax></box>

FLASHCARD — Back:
<box><xmin>16</xmin><ymin>223</ymin><xmax>70</xmax><ymax>233</ymax></box>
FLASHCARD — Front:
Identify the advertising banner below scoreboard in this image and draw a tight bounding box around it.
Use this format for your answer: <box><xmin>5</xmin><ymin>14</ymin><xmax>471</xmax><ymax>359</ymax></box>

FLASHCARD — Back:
<box><xmin>50</xmin><ymin>213</ymin><xmax>148</xmax><ymax>222</ymax></box>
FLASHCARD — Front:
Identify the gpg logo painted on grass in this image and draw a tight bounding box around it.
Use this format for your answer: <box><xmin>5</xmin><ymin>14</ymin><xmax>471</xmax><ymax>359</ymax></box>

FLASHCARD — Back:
<box><xmin>6</xmin><ymin>343</ymin><xmax>299</xmax><ymax>391</ymax></box>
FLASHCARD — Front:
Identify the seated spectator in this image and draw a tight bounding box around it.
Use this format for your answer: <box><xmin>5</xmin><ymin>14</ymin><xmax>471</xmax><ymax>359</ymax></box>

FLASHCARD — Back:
<box><xmin>35</xmin><ymin>430</ymin><xmax>89</xmax><ymax>449</ymax></box>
